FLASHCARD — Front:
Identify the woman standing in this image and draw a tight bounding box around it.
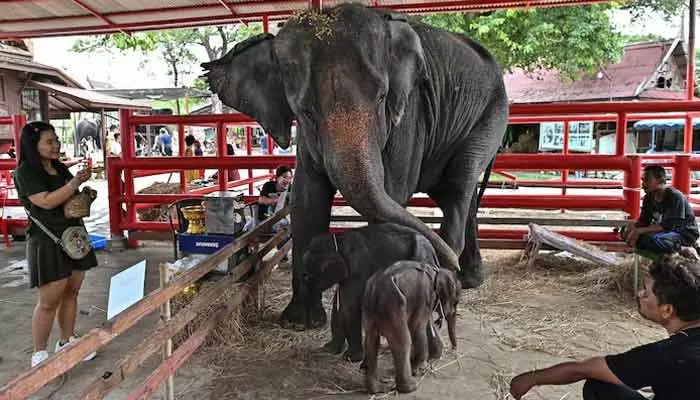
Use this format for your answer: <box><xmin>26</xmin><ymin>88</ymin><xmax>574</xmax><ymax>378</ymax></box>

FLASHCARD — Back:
<box><xmin>13</xmin><ymin>121</ymin><xmax>97</xmax><ymax>367</ymax></box>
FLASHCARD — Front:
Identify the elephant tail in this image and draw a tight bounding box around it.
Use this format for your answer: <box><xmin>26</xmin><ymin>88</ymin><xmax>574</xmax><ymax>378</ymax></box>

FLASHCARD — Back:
<box><xmin>476</xmin><ymin>155</ymin><xmax>496</xmax><ymax>208</ymax></box>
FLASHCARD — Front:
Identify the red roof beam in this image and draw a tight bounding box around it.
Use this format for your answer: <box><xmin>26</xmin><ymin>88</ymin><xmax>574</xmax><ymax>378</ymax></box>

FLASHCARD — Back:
<box><xmin>0</xmin><ymin>10</ymin><xmax>295</xmax><ymax>39</ymax></box>
<box><xmin>69</xmin><ymin>0</ymin><xmax>117</xmax><ymax>28</ymax></box>
<box><xmin>0</xmin><ymin>0</ymin><xmax>615</xmax><ymax>39</ymax></box>
<box><xmin>216</xmin><ymin>0</ymin><xmax>248</xmax><ymax>25</ymax></box>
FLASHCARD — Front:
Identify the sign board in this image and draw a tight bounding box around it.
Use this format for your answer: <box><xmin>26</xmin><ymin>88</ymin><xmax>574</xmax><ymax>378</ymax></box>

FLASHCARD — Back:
<box><xmin>107</xmin><ymin>260</ymin><xmax>146</xmax><ymax>320</ymax></box>
<box><xmin>538</xmin><ymin>122</ymin><xmax>594</xmax><ymax>152</ymax></box>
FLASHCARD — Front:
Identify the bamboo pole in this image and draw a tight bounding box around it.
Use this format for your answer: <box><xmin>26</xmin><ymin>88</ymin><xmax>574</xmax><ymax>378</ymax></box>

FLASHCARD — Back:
<box><xmin>159</xmin><ymin>264</ymin><xmax>174</xmax><ymax>400</ymax></box>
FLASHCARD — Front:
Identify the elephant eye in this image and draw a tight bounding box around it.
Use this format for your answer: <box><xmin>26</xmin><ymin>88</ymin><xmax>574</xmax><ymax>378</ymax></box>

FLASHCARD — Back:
<box><xmin>301</xmin><ymin>110</ymin><xmax>314</xmax><ymax>120</ymax></box>
<box><xmin>377</xmin><ymin>93</ymin><xmax>386</xmax><ymax>104</ymax></box>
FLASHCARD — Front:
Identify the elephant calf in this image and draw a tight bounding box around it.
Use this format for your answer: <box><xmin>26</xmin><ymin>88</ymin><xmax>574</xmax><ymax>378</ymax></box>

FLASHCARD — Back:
<box><xmin>302</xmin><ymin>223</ymin><xmax>439</xmax><ymax>362</ymax></box>
<box><xmin>362</xmin><ymin>260</ymin><xmax>459</xmax><ymax>394</ymax></box>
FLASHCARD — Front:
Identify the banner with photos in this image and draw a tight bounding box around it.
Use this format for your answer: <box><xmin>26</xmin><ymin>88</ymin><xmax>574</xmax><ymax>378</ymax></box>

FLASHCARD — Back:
<box><xmin>538</xmin><ymin>122</ymin><xmax>593</xmax><ymax>152</ymax></box>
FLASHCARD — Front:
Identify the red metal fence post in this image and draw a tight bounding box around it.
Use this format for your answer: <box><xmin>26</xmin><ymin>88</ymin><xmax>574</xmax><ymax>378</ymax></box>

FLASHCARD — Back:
<box><xmin>562</xmin><ymin>121</ymin><xmax>570</xmax><ymax>197</ymax></box>
<box><xmin>108</xmin><ymin>164</ymin><xmax>124</xmax><ymax>241</ymax></box>
<box><xmin>624</xmin><ymin>155</ymin><xmax>642</xmax><ymax>219</ymax></box>
<box><xmin>12</xmin><ymin>114</ymin><xmax>26</xmax><ymax>163</ymax></box>
<box><xmin>178</xmin><ymin>123</ymin><xmax>186</xmax><ymax>194</ymax></box>
<box><xmin>684</xmin><ymin>114</ymin><xmax>694</xmax><ymax>153</ymax></box>
<box><xmin>616</xmin><ymin>113</ymin><xmax>627</xmax><ymax>155</ymax></box>
<box><xmin>246</xmin><ymin>126</ymin><xmax>254</xmax><ymax>195</ymax></box>
<box><xmin>217</xmin><ymin>121</ymin><xmax>227</xmax><ymax>191</ymax></box>
<box><xmin>673</xmin><ymin>154</ymin><xmax>691</xmax><ymax>196</ymax></box>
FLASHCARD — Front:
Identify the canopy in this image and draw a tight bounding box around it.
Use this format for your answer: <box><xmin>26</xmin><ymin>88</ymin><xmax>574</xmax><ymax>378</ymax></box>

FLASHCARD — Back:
<box><xmin>0</xmin><ymin>0</ymin><xmax>610</xmax><ymax>39</ymax></box>
<box><xmin>632</xmin><ymin>119</ymin><xmax>700</xmax><ymax>130</ymax></box>
<box><xmin>28</xmin><ymin>80</ymin><xmax>151</xmax><ymax>114</ymax></box>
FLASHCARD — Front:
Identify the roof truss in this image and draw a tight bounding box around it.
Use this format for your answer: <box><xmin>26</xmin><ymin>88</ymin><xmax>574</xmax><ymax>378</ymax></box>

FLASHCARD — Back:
<box><xmin>0</xmin><ymin>0</ymin><xmax>609</xmax><ymax>39</ymax></box>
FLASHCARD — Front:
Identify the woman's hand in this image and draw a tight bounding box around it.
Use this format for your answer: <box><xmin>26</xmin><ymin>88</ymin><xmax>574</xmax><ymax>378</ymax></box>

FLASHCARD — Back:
<box><xmin>72</xmin><ymin>166</ymin><xmax>91</xmax><ymax>187</ymax></box>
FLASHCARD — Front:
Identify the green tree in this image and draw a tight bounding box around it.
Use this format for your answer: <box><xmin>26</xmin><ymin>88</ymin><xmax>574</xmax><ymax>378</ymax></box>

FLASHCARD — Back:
<box><xmin>423</xmin><ymin>5</ymin><xmax>623</xmax><ymax>79</ymax></box>
<box><xmin>72</xmin><ymin>24</ymin><xmax>262</xmax><ymax>114</ymax></box>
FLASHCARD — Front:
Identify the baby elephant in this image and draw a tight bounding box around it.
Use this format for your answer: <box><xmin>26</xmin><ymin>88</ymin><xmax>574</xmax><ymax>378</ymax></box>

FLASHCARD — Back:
<box><xmin>362</xmin><ymin>261</ymin><xmax>460</xmax><ymax>394</ymax></box>
<box><xmin>302</xmin><ymin>223</ymin><xmax>440</xmax><ymax>362</ymax></box>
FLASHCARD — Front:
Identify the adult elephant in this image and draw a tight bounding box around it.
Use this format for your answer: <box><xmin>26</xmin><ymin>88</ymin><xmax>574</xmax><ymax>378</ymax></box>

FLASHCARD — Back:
<box><xmin>202</xmin><ymin>4</ymin><xmax>508</xmax><ymax>328</ymax></box>
<box><xmin>74</xmin><ymin>118</ymin><xmax>102</xmax><ymax>157</ymax></box>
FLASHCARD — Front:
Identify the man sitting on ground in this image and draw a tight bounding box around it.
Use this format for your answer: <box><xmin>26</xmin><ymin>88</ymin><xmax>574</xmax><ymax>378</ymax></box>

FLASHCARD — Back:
<box><xmin>510</xmin><ymin>254</ymin><xmax>700</xmax><ymax>399</ymax></box>
<box><xmin>622</xmin><ymin>165</ymin><xmax>699</xmax><ymax>257</ymax></box>
<box><xmin>257</xmin><ymin>165</ymin><xmax>293</xmax><ymax>222</ymax></box>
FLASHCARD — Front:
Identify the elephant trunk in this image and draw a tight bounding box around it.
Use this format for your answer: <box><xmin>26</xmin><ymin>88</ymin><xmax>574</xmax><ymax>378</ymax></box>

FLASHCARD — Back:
<box><xmin>447</xmin><ymin>312</ymin><xmax>457</xmax><ymax>350</ymax></box>
<box><xmin>322</xmin><ymin>106</ymin><xmax>460</xmax><ymax>272</ymax></box>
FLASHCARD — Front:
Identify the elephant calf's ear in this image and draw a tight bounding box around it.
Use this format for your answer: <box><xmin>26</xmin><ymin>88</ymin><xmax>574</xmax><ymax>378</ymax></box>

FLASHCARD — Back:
<box><xmin>386</xmin><ymin>20</ymin><xmax>426</xmax><ymax>129</ymax></box>
<box><xmin>202</xmin><ymin>34</ymin><xmax>294</xmax><ymax>148</ymax></box>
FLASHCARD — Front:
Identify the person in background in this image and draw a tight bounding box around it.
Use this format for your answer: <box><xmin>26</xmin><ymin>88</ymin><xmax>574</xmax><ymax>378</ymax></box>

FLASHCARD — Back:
<box><xmin>509</xmin><ymin>255</ymin><xmax>700</xmax><ymax>400</ymax></box>
<box><xmin>108</xmin><ymin>133</ymin><xmax>121</xmax><ymax>157</ymax></box>
<box><xmin>257</xmin><ymin>165</ymin><xmax>293</xmax><ymax>222</ymax></box>
<box><xmin>156</xmin><ymin>128</ymin><xmax>172</xmax><ymax>156</ymax></box>
<box><xmin>193</xmin><ymin>141</ymin><xmax>204</xmax><ymax>179</ymax></box>
<box><xmin>226</xmin><ymin>143</ymin><xmax>241</xmax><ymax>182</ymax></box>
<box><xmin>13</xmin><ymin>121</ymin><xmax>98</xmax><ymax>367</ymax></box>
<box><xmin>622</xmin><ymin>165</ymin><xmax>699</xmax><ymax>258</ymax></box>
<box><xmin>183</xmin><ymin>134</ymin><xmax>198</xmax><ymax>184</ymax></box>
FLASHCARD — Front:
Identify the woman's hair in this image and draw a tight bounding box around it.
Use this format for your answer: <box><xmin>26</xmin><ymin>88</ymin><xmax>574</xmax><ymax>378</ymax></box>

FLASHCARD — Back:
<box><xmin>650</xmin><ymin>255</ymin><xmax>700</xmax><ymax>321</ymax></box>
<box><xmin>185</xmin><ymin>134</ymin><xmax>195</xmax><ymax>147</ymax></box>
<box><xmin>18</xmin><ymin>121</ymin><xmax>57</xmax><ymax>171</ymax></box>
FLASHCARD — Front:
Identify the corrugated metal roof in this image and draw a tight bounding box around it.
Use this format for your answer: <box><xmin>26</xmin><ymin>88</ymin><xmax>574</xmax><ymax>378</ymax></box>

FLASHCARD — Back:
<box><xmin>504</xmin><ymin>40</ymin><xmax>690</xmax><ymax>104</ymax></box>
<box><xmin>0</xmin><ymin>0</ymin><xmax>609</xmax><ymax>39</ymax></box>
<box><xmin>29</xmin><ymin>80</ymin><xmax>152</xmax><ymax>112</ymax></box>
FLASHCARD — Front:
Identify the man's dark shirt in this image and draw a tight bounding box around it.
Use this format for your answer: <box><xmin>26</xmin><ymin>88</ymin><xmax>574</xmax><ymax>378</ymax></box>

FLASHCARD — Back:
<box><xmin>605</xmin><ymin>326</ymin><xmax>700</xmax><ymax>399</ymax></box>
<box><xmin>639</xmin><ymin>187</ymin><xmax>699</xmax><ymax>243</ymax></box>
<box><xmin>258</xmin><ymin>181</ymin><xmax>279</xmax><ymax>221</ymax></box>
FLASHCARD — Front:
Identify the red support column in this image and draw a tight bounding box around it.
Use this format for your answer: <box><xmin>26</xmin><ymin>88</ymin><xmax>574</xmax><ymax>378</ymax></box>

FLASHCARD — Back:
<box><xmin>561</xmin><ymin>121</ymin><xmax>570</xmax><ymax>197</ymax></box>
<box><xmin>217</xmin><ymin>121</ymin><xmax>227</xmax><ymax>191</ymax></box>
<box><xmin>263</xmin><ymin>15</ymin><xmax>269</xmax><ymax>33</ymax></box>
<box><xmin>246</xmin><ymin>126</ymin><xmax>254</xmax><ymax>195</ymax></box>
<box><xmin>624</xmin><ymin>155</ymin><xmax>642</xmax><ymax>219</ymax></box>
<box><xmin>616</xmin><ymin>113</ymin><xmax>627</xmax><ymax>155</ymax></box>
<box><xmin>108</xmin><ymin>163</ymin><xmax>123</xmax><ymax>240</ymax></box>
<box><xmin>178</xmin><ymin>123</ymin><xmax>186</xmax><ymax>194</ymax></box>
<box><xmin>11</xmin><ymin>114</ymin><xmax>25</xmax><ymax>165</ymax></box>
<box><xmin>687</xmin><ymin>0</ymin><xmax>696</xmax><ymax>101</ymax></box>
<box><xmin>685</xmin><ymin>114</ymin><xmax>695</xmax><ymax>153</ymax></box>
<box><xmin>120</xmin><ymin>109</ymin><xmax>134</xmax><ymax>161</ymax></box>
<box><xmin>311</xmin><ymin>0</ymin><xmax>322</xmax><ymax>10</ymax></box>
<box><xmin>673</xmin><ymin>154</ymin><xmax>691</xmax><ymax>195</ymax></box>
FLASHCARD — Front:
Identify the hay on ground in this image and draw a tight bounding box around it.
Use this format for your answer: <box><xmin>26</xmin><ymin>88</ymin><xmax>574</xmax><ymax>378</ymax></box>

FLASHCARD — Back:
<box><xmin>136</xmin><ymin>182</ymin><xmax>181</xmax><ymax>221</ymax></box>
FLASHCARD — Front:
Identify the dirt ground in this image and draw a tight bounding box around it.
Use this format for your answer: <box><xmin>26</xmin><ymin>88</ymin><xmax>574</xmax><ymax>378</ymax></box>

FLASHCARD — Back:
<box><xmin>0</xmin><ymin>218</ymin><xmax>662</xmax><ymax>400</ymax></box>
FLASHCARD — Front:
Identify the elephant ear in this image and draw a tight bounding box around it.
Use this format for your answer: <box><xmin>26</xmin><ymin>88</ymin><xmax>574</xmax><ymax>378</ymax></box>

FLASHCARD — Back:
<box><xmin>202</xmin><ymin>33</ymin><xmax>294</xmax><ymax>149</ymax></box>
<box><xmin>385</xmin><ymin>15</ymin><xmax>426</xmax><ymax>129</ymax></box>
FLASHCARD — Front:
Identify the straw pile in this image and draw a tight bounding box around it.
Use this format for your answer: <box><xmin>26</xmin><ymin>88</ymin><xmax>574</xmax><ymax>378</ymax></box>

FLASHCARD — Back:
<box><xmin>170</xmin><ymin>268</ymin><xmax>372</xmax><ymax>399</ymax></box>
<box><xmin>135</xmin><ymin>182</ymin><xmax>180</xmax><ymax>221</ymax></box>
<box><xmin>462</xmin><ymin>250</ymin><xmax>655</xmax><ymax>359</ymax></box>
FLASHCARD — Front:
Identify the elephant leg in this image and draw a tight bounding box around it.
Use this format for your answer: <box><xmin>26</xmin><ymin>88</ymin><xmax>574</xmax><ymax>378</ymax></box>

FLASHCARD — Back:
<box><xmin>342</xmin><ymin>280</ymin><xmax>364</xmax><ymax>362</ymax></box>
<box><xmin>427</xmin><ymin>320</ymin><xmax>444</xmax><ymax>361</ymax></box>
<box><xmin>280</xmin><ymin>162</ymin><xmax>335</xmax><ymax>329</ymax></box>
<box><xmin>460</xmin><ymin>187</ymin><xmax>485</xmax><ymax>288</ymax></box>
<box><xmin>323</xmin><ymin>285</ymin><xmax>346</xmax><ymax>354</ymax></box>
<box><xmin>410</xmin><ymin>318</ymin><xmax>429</xmax><ymax>377</ymax></box>
<box><xmin>432</xmin><ymin>110</ymin><xmax>506</xmax><ymax>288</ymax></box>
<box><xmin>363</xmin><ymin>319</ymin><xmax>383</xmax><ymax>394</ymax></box>
<box><xmin>387</xmin><ymin>311</ymin><xmax>417</xmax><ymax>393</ymax></box>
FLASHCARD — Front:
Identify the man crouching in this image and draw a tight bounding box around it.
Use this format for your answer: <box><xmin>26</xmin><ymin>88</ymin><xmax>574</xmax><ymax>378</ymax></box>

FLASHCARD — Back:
<box><xmin>510</xmin><ymin>255</ymin><xmax>700</xmax><ymax>399</ymax></box>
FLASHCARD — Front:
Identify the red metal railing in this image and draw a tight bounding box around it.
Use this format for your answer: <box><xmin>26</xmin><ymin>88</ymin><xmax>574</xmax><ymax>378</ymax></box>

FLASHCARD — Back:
<box><xmin>111</xmin><ymin>101</ymin><xmax>700</xmax><ymax>243</ymax></box>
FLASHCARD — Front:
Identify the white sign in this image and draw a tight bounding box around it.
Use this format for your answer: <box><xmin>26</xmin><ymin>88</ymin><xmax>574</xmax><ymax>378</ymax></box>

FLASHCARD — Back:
<box><xmin>107</xmin><ymin>260</ymin><xmax>146</xmax><ymax>320</ymax></box>
<box><xmin>538</xmin><ymin>122</ymin><xmax>593</xmax><ymax>152</ymax></box>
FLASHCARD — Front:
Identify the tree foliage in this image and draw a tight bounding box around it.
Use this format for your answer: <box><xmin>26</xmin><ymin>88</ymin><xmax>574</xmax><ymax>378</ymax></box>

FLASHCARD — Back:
<box><xmin>423</xmin><ymin>6</ymin><xmax>623</xmax><ymax>79</ymax></box>
<box><xmin>72</xmin><ymin>24</ymin><xmax>262</xmax><ymax>86</ymax></box>
<box><xmin>619</xmin><ymin>0</ymin><xmax>687</xmax><ymax>21</ymax></box>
